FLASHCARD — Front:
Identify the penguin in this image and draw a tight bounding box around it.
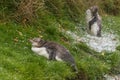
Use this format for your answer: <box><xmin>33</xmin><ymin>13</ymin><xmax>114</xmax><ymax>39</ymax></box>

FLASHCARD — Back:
<box><xmin>86</xmin><ymin>6</ymin><xmax>102</xmax><ymax>37</ymax></box>
<box><xmin>29</xmin><ymin>38</ymin><xmax>78</xmax><ymax>72</ymax></box>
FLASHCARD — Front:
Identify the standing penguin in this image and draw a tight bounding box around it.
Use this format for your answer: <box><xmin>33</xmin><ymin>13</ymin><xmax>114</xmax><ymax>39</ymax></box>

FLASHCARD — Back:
<box><xmin>86</xmin><ymin>6</ymin><xmax>102</xmax><ymax>37</ymax></box>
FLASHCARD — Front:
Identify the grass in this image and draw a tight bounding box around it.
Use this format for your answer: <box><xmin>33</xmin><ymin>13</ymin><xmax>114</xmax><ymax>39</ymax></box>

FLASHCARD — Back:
<box><xmin>0</xmin><ymin>15</ymin><xmax>120</xmax><ymax>80</ymax></box>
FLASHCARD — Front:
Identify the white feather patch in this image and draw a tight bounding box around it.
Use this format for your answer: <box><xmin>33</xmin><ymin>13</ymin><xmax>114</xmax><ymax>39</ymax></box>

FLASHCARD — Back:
<box><xmin>86</xmin><ymin>9</ymin><xmax>93</xmax><ymax>23</ymax></box>
<box><xmin>55</xmin><ymin>56</ymin><xmax>63</xmax><ymax>61</ymax></box>
<box><xmin>31</xmin><ymin>47</ymin><xmax>49</xmax><ymax>59</ymax></box>
<box><xmin>91</xmin><ymin>22</ymin><xmax>99</xmax><ymax>36</ymax></box>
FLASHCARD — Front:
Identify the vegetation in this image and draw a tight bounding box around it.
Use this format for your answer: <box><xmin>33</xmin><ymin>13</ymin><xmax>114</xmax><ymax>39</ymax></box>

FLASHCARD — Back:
<box><xmin>0</xmin><ymin>0</ymin><xmax>120</xmax><ymax>80</ymax></box>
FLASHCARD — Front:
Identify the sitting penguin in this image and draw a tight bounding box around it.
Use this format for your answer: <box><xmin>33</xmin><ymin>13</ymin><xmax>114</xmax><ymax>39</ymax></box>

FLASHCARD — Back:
<box><xmin>86</xmin><ymin>6</ymin><xmax>102</xmax><ymax>37</ymax></box>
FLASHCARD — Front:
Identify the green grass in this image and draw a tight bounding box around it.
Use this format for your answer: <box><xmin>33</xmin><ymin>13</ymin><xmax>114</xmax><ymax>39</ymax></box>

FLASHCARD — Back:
<box><xmin>0</xmin><ymin>15</ymin><xmax>120</xmax><ymax>80</ymax></box>
<box><xmin>0</xmin><ymin>22</ymin><xmax>74</xmax><ymax>80</ymax></box>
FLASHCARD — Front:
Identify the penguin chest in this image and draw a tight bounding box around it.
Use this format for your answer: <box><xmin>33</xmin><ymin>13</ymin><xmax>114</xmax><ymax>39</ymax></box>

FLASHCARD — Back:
<box><xmin>31</xmin><ymin>47</ymin><xmax>49</xmax><ymax>59</ymax></box>
<box><xmin>91</xmin><ymin>22</ymin><xmax>99</xmax><ymax>36</ymax></box>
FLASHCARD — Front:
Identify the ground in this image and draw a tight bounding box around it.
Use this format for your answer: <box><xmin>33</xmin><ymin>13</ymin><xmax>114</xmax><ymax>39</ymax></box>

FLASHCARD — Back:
<box><xmin>0</xmin><ymin>15</ymin><xmax>120</xmax><ymax>80</ymax></box>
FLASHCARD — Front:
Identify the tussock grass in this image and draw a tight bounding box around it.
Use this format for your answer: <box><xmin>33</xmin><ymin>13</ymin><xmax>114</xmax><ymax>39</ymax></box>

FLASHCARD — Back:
<box><xmin>1</xmin><ymin>0</ymin><xmax>120</xmax><ymax>24</ymax></box>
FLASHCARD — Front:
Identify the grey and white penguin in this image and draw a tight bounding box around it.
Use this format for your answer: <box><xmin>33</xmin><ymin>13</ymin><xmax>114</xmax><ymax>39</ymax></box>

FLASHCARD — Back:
<box><xmin>86</xmin><ymin>6</ymin><xmax>102</xmax><ymax>37</ymax></box>
<box><xmin>29</xmin><ymin>38</ymin><xmax>78</xmax><ymax>72</ymax></box>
